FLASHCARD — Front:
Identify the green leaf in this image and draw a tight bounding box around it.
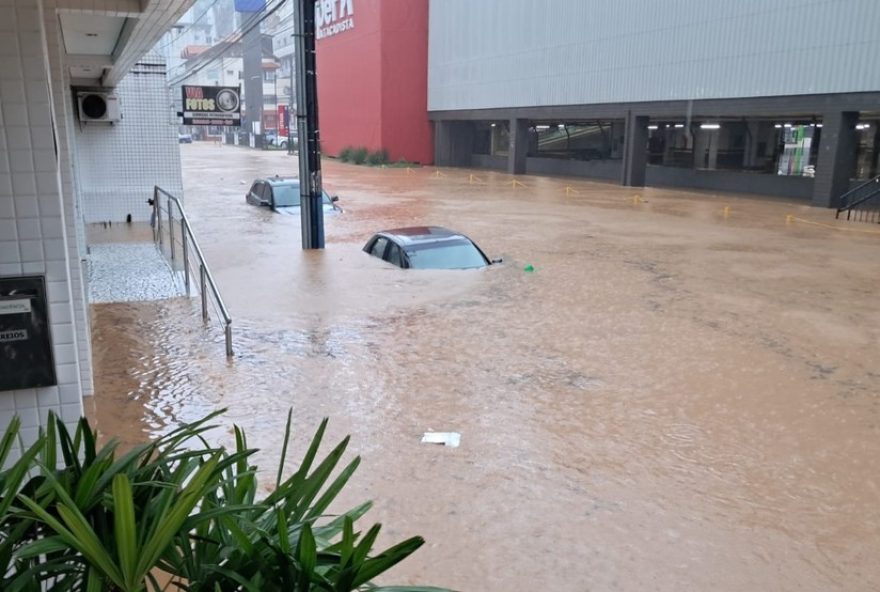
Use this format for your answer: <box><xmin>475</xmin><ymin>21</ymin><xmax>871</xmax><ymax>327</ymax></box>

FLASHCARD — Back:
<box><xmin>112</xmin><ymin>473</ymin><xmax>139</xmax><ymax>589</ymax></box>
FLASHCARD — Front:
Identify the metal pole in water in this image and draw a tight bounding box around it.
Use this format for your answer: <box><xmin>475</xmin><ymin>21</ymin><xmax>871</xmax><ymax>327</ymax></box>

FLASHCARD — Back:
<box><xmin>294</xmin><ymin>0</ymin><xmax>324</xmax><ymax>249</ymax></box>
<box><xmin>181</xmin><ymin>221</ymin><xmax>190</xmax><ymax>295</ymax></box>
<box><xmin>200</xmin><ymin>264</ymin><xmax>208</xmax><ymax>321</ymax></box>
<box><xmin>168</xmin><ymin>202</ymin><xmax>175</xmax><ymax>261</ymax></box>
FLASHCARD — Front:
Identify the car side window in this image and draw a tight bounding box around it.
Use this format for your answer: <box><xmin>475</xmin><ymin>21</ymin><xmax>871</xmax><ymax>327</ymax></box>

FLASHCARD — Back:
<box><xmin>370</xmin><ymin>236</ymin><xmax>389</xmax><ymax>258</ymax></box>
<box><xmin>387</xmin><ymin>243</ymin><xmax>402</xmax><ymax>267</ymax></box>
<box><xmin>249</xmin><ymin>182</ymin><xmax>261</xmax><ymax>199</ymax></box>
<box><xmin>262</xmin><ymin>184</ymin><xmax>273</xmax><ymax>206</ymax></box>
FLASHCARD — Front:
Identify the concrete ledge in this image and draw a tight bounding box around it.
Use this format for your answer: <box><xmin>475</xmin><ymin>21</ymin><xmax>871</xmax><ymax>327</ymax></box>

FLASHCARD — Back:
<box><xmin>646</xmin><ymin>166</ymin><xmax>814</xmax><ymax>200</ymax></box>
<box><xmin>526</xmin><ymin>157</ymin><xmax>622</xmax><ymax>181</ymax></box>
<box><xmin>472</xmin><ymin>154</ymin><xmax>506</xmax><ymax>170</ymax></box>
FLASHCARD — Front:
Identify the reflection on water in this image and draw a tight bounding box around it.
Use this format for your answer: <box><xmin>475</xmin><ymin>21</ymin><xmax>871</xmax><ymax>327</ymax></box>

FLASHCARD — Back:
<box><xmin>90</xmin><ymin>145</ymin><xmax>880</xmax><ymax>591</ymax></box>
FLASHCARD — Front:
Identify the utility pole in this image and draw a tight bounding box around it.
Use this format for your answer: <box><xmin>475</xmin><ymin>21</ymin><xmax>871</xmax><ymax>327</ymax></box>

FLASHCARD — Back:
<box><xmin>294</xmin><ymin>0</ymin><xmax>324</xmax><ymax>249</ymax></box>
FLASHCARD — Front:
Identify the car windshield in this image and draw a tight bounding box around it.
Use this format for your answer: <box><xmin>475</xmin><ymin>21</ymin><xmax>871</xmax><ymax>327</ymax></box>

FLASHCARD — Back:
<box><xmin>272</xmin><ymin>183</ymin><xmax>332</xmax><ymax>207</ymax></box>
<box><xmin>406</xmin><ymin>242</ymin><xmax>488</xmax><ymax>269</ymax></box>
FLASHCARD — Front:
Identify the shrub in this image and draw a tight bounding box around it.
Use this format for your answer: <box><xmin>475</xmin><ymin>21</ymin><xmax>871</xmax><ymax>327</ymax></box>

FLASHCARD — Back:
<box><xmin>350</xmin><ymin>147</ymin><xmax>368</xmax><ymax>165</ymax></box>
<box><xmin>366</xmin><ymin>149</ymin><xmax>390</xmax><ymax>166</ymax></box>
<box><xmin>338</xmin><ymin>146</ymin><xmax>354</xmax><ymax>162</ymax></box>
<box><xmin>0</xmin><ymin>410</ymin><xmax>447</xmax><ymax>592</ymax></box>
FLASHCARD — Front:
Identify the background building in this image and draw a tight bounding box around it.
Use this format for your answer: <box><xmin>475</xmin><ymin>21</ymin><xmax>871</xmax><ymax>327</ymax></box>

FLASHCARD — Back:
<box><xmin>428</xmin><ymin>0</ymin><xmax>880</xmax><ymax>207</ymax></box>
<box><xmin>316</xmin><ymin>0</ymin><xmax>433</xmax><ymax>164</ymax></box>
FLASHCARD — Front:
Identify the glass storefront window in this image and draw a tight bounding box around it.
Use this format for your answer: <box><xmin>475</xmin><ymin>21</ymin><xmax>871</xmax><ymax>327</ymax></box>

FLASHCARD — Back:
<box><xmin>854</xmin><ymin>120</ymin><xmax>879</xmax><ymax>179</ymax></box>
<box><xmin>528</xmin><ymin>121</ymin><xmax>623</xmax><ymax>161</ymax></box>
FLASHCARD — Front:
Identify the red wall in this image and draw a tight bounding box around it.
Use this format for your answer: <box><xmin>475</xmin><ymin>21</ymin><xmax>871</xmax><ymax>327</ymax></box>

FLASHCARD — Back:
<box><xmin>316</xmin><ymin>0</ymin><xmax>433</xmax><ymax>164</ymax></box>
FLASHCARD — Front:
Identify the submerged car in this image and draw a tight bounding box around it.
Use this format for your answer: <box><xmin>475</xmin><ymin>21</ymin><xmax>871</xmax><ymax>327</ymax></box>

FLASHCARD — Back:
<box><xmin>245</xmin><ymin>177</ymin><xmax>340</xmax><ymax>215</ymax></box>
<box><xmin>363</xmin><ymin>226</ymin><xmax>498</xmax><ymax>269</ymax></box>
<box><xmin>178</xmin><ymin>133</ymin><xmax>193</xmax><ymax>144</ymax></box>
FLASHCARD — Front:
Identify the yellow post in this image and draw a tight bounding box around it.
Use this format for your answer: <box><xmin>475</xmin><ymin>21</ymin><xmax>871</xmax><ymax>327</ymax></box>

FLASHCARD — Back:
<box><xmin>723</xmin><ymin>206</ymin><xmax>730</xmax><ymax>218</ymax></box>
<box><xmin>511</xmin><ymin>179</ymin><xmax>526</xmax><ymax>188</ymax></box>
<box><xmin>565</xmin><ymin>185</ymin><xmax>579</xmax><ymax>196</ymax></box>
<box><xmin>632</xmin><ymin>194</ymin><xmax>642</xmax><ymax>205</ymax></box>
<box><xmin>785</xmin><ymin>214</ymin><xmax>794</xmax><ymax>224</ymax></box>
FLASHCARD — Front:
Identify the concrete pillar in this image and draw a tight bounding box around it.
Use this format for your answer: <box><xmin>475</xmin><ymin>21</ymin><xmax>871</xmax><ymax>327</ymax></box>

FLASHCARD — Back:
<box><xmin>621</xmin><ymin>113</ymin><xmax>648</xmax><ymax>186</ymax></box>
<box><xmin>434</xmin><ymin>121</ymin><xmax>474</xmax><ymax>167</ymax></box>
<box><xmin>813</xmin><ymin>111</ymin><xmax>858</xmax><ymax>208</ymax></box>
<box><xmin>508</xmin><ymin>118</ymin><xmax>528</xmax><ymax>175</ymax></box>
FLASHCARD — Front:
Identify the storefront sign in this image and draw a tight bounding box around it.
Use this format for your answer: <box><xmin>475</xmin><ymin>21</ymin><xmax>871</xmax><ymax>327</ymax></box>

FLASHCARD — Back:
<box><xmin>181</xmin><ymin>86</ymin><xmax>241</xmax><ymax>126</ymax></box>
<box><xmin>316</xmin><ymin>0</ymin><xmax>354</xmax><ymax>39</ymax></box>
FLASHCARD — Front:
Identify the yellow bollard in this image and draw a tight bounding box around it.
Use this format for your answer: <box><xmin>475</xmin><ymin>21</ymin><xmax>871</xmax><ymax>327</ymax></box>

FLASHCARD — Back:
<box><xmin>468</xmin><ymin>174</ymin><xmax>483</xmax><ymax>184</ymax></box>
<box><xmin>433</xmin><ymin>169</ymin><xmax>446</xmax><ymax>178</ymax></box>
<box><xmin>511</xmin><ymin>179</ymin><xmax>526</xmax><ymax>188</ymax></box>
<box><xmin>565</xmin><ymin>185</ymin><xmax>580</xmax><ymax>196</ymax></box>
<box><xmin>723</xmin><ymin>206</ymin><xmax>730</xmax><ymax>218</ymax></box>
<box><xmin>632</xmin><ymin>194</ymin><xmax>642</xmax><ymax>205</ymax></box>
<box><xmin>785</xmin><ymin>214</ymin><xmax>794</xmax><ymax>224</ymax></box>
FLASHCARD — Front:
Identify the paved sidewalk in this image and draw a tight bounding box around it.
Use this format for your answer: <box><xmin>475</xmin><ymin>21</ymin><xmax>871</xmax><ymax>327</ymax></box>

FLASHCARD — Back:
<box><xmin>88</xmin><ymin>243</ymin><xmax>183</xmax><ymax>303</ymax></box>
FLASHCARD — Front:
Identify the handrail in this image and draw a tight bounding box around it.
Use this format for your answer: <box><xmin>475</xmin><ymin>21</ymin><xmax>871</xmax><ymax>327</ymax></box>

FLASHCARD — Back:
<box><xmin>835</xmin><ymin>174</ymin><xmax>880</xmax><ymax>218</ymax></box>
<box><xmin>152</xmin><ymin>186</ymin><xmax>233</xmax><ymax>357</ymax></box>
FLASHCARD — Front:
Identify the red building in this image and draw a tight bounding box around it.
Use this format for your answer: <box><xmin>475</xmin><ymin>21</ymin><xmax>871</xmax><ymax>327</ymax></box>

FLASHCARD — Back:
<box><xmin>316</xmin><ymin>0</ymin><xmax>433</xmax><ymax>164</ymax></box>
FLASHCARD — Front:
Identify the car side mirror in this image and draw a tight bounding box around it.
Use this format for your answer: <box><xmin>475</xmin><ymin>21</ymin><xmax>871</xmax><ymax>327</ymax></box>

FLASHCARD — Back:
<box><xmin>331</xmin><ymin>195</ymin><xmax>339</xmax><ymax>203</ymax></box>
<box><xmin>491</xmin><ymin>258</ymin><xmax>503</xmax><ymax>265</ymax></box>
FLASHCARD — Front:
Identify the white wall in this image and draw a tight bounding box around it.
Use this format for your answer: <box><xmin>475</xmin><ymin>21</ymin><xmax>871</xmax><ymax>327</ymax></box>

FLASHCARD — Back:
<box><xmin>428</xmin><ymin>0</ymin><xmax>880</xmax><ymax>111</ymax></box>
<box><xmin>0</xmin><ymin>0</ymin><xmax>86</xmax><ymax>460</ymax></box>
<box><xmin>75</xmin><ymin>58</ymin><xmax>184</xmax><ymax>223</ymax></box>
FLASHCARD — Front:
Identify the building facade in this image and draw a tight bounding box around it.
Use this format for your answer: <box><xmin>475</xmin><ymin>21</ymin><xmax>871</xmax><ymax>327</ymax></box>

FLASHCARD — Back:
<box><xmin>428</xmin><ymin>0</ymin><xmax>880</xmax><ymax>206</ymax></box>
<box><xmin>316</xmin><ymin>0</ymin><xmax>433</xmax><ymax>164</ymax></box>
<box><xmin>1</xmin><ymin>0</ymin><xmax>194</xmax><ymax>463</ymax></box>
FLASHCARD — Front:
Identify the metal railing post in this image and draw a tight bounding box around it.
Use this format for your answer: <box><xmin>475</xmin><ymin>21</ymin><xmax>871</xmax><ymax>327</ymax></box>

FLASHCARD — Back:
<box><xmin>225</xmin><ymin>322</ymin><xmax>233</xmax><ymax>357</ymax></box>
<box><xmin>168</xmin><ymin>202</ymin><xmax>175</xmax><ymax>261</ymax></box>
<box><xmin>200</xmin><ymin>264</ymin><xmax>208</xmax><ymax>321</ymax></box>
<box><xmin>181</xmin><ymin>220</ymin><xmax>190</xmax><ymax>295</ymax></box>
<box><xmin>155</xmin><ymin>188</ymin><xmax>163</xmax><ymax>249</ymax></box>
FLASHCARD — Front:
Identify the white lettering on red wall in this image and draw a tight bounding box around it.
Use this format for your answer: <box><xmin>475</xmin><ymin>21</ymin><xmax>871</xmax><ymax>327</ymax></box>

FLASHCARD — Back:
<box><xmin>315</xmin><ymin>0</ymin><xmax>354</xmax><ymax>40</ymax></box>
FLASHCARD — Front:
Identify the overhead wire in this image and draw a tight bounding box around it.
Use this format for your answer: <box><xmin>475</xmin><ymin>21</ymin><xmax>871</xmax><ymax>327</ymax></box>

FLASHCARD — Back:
<box><xmin>154</xmin><ymin>0</ymin><xmax>224</xmax><ymax>52</ymax></box>
<box><xmin>167</xmin><ymin>0</ymin><xmax>288</xmax><ymax>86</ymax></box>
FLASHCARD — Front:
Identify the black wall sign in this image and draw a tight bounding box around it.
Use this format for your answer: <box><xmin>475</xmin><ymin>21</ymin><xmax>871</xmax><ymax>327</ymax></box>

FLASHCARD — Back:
<box><xmin>182</xmin><ymin>85</ymin><xmax>241</xmax><ymax>126</ymax></box>
<box><xmin>0</xmin><ymin>276</ymin><xmax>57</xmax><ymax>392</ymax></box>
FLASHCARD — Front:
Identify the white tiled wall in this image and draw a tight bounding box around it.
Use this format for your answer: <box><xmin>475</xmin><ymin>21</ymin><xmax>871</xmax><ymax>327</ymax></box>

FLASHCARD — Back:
<box><xmin>42</xmin><ymin>0</ymin><xmax>93</xmax><ymax>396</ymax></box>
<box><xmin>0</xmin><ymin>0</ymin><xmax>85</xmax><ymax>459</ymax></box>
<box><xmin>75</xmin><ymin>57</ymin><xmax>184</xmax><ymax>223</ymax></box>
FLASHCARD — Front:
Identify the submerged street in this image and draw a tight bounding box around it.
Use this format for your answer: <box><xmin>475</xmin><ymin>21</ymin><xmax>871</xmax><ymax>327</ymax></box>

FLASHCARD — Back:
<box><xmin>90</xmin><ymin>144</ymin><xmax>880</xmax><ymax>591</ymax></box>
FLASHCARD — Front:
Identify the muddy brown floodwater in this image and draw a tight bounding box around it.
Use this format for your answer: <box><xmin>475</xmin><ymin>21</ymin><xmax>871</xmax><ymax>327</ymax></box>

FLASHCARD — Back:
<box><xmin>89</xmin><ymin>144</ymin><xmax>880</xmax><ymax>591</ymax></box>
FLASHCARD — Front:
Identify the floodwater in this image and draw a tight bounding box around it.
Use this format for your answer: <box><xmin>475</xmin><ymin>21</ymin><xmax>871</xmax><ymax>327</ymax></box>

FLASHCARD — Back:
<box><xmin>89</xmin><ymin>144</ymin><xmax>880</xmax><ymax>591</ymax></box>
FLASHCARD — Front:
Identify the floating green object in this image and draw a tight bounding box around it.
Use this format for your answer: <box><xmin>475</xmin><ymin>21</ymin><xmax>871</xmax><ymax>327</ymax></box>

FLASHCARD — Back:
<box><xmin>524</xmin><ymin>264</ymin><xmax>535</xmax><ymax>273</ymax></box>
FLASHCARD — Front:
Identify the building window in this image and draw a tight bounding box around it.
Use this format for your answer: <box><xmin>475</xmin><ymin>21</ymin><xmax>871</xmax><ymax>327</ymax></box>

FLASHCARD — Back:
<box><xmin>264</xmin><ymin>70</ymin><xmax>276</xmax><ymax>82</ymax></box>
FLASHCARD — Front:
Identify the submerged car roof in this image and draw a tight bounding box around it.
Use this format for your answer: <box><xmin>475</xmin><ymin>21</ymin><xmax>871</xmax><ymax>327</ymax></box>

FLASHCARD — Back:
<box><xmin>262</xmin><ymin>176</ymin><xmax>298</xmax><ymax>185</ymax></box>
<box><xmin>377</xmin><ymin>226</ymin><xmax>472</xmax><ymax>247</ymax></box>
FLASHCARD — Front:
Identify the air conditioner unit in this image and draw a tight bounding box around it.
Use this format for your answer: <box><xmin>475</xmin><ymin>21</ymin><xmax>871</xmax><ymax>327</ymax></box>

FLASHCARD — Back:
<box><xmin>76</xmin><ymin>92</ymin><xmax>121</xmax><ymax>123</ymax></box>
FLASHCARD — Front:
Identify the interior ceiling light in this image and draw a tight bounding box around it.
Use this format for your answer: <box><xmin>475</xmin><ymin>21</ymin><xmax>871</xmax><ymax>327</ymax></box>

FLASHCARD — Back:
<box><xmin>674</xmin><ymin>124</ymin><xmax>685</xmax><ymax>128</ymax></box>
<box><xmin>647</xmin><ymin>125</ymin><xmax>658</xmax><ymax>130</ymax></box>
<box><xmin>783</xmin><ymin>123</ymin><xmax>793</xmax><ymax>128</ymax></box>
<box><xmin>774</xmin><ymin>124</ymin><xmax>783</xmax><ymax>128</ymax></box>
<box><xmin>700</xmin><ymin>123</ymin><xmax>720</xmax><ymax>130</ymax></box>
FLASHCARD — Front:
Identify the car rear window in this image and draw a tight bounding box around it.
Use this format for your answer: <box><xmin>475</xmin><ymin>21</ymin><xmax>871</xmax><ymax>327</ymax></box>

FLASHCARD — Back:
<box><xmin>271</xmin><ymin>183</ymin><xmax>333</xmax><ymax>207</ymax></box>
<box><xmin>406</xmin><ymin>242</ymin><xmax>488</xmax><ymax>269</ymax></box>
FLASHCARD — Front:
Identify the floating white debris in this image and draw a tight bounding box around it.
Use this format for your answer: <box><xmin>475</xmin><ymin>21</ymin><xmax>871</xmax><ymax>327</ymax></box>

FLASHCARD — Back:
<box><xmin>421</xmin><ymin>432</ymin><xmax>460</xmax><ymax>448</ymax></box>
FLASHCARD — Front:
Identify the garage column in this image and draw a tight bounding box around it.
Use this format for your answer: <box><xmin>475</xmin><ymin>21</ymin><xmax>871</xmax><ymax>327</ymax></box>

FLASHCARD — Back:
<box><xmin>507</xmin><ymin>118</ymin><xmax>529</xmax><ymax>175</ymax></box>
<box><xmin>434</xmin><ymin>121</ymin><xmax>474</xmax><ymax>167</ymax></box>
<box><xmin>621</xmin><ymin>113</ymin><xmax>649</xmax><ymax>186</ymax></box>
<box><xmin>813</xmin><ymin>111</ymin><xmax>858</xmax><ymax>208</ymax></box>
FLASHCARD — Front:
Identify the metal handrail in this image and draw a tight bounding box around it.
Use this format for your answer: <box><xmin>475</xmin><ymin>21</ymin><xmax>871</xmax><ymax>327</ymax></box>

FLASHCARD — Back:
<box><xmin>152</xmin><ymin>186</ymin><xmax>233</xmax><ymax>357</ymax></box>
<box><xmin>835</xmin><ymin>174</ymin><xmax>880</xmax><ymax>218</ymax></box>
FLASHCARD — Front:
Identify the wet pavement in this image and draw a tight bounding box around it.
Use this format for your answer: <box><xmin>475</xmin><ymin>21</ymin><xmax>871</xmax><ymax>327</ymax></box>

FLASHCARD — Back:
<box><xmin>89</xmin><ymin>144</ymin><xmax>880</xmax><ymax>591</ymax></box>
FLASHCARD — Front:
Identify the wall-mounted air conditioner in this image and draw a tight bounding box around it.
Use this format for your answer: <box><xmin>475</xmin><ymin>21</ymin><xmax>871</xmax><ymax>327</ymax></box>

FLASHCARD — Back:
<box><xmin>76</xmin><ymin>92</ymin><xmax>121</xmax><ymax>123</ymax></box>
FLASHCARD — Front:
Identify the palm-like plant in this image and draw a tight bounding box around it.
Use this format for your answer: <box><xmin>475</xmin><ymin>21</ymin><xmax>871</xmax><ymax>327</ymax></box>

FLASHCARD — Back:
<box><xmin>0</xmin><ymin>410</ymin><xmax>449</xmax><ymax>592</ymax></box>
